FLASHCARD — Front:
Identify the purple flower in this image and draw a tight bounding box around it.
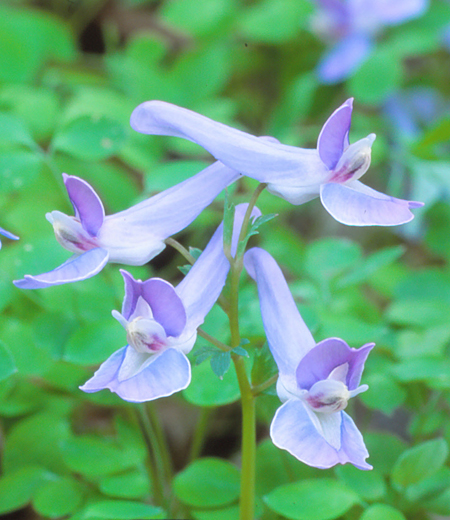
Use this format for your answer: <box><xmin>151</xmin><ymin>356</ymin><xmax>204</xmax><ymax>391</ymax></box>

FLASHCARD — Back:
<box><xmin>312</xmin><ymin>0</ymin><xmax>429</xmax><ymax>83</ymax></box>
<box><xmin>244</xmin><ymin>247</ymin><xmax>373</xmax><ymax>469</ymax></box>
<box><xmin>0</xmin><ymin>227</ymin><xmax>19</xmax><ymax>249</ymax></box>
<box><xmin>14</xmin><ymin>163</ymin><xmax>239</xmax><ymax>289</ymax></box>
<box><xmin>80</xmin><ymin>204</ymin><xmax>260</xmax><ymax>402</ymax></box>
<box><xmin>131</xmin><ymin>98</ymin><xmax>422</xmax><ymax>226</ymax></box>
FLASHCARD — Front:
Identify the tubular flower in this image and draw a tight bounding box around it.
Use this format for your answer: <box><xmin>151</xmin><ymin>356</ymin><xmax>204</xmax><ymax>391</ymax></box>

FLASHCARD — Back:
<box><xmin>80</xmin><ymin>204</ymin><xmax>261</xmax><ymax>402</ymax></box>
<box><xmin>130</xmin><ymin>98</ymin><xmax>422</xmax><ymax>226</ymax></box>
<box><xmin>0</xmin><ymin>227</ymin><xmax>19</xmax><ymax>249</ymax></box>
<box><xmin>312</xmin><ymin>0</ymin><xmax>429</xmax><ymax>83</ymax></box>
<box><xmin>14</xmin><ymin>163</ymin><xmax>240</xmax><ymax>289</ymax></box>
<box><xmin>244</xmin><ymin>247</ymin><xmax>373</xmax><ymax>469</ymax></box>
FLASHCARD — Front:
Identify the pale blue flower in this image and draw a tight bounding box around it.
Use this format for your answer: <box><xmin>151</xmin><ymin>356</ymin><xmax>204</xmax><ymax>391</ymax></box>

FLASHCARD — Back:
<box><xmin>131</xmin><ymin>98</ymin><xmax>422</xmax><ymax>226</ymax></box>
<box><xmin>0</xmin><ymin>227</ymin><xmax>18</xmax><ymax>249</ymax></box>
<box><xmin>80</xmin><ymin>204</ymin><xmax>260</xmax><ymax>402</ymax></box>
<box><xmin>14</xmin><ymin>164</ymin><xmax>239</xmax><ymax>289</ymax></box>
<box><xmin>244</xmin><ymin>247</ymin><xmax>373</xmax><ymax>469</ymax></box>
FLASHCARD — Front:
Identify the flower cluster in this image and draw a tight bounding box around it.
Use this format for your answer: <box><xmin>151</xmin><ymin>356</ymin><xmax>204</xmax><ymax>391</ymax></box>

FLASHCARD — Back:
<box><xmin>13</xmin><ymin>98</ymin><xmax>422</xmax><ymax>471</ymax></box>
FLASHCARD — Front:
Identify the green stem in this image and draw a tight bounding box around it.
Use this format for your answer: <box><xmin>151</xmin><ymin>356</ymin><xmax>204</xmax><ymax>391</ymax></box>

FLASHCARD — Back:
<box><xmin>189</xmin><ymin>408</ymin><xmax>213</xmax><ymax>462</ymax></box>
<box><xmin>146</xmin><ymin>402</ymin><xmax>174</xmax><ymax>483</ymax></box>
<box><xmin>135</xmin><ymin>405</ymin><xmax>166</xmax><ymax>508</ymax></box>
<box><xmin>165</xmin><ymin>237</ymin><xmax>196</xmax><ymax>264</ymax></box>
<box><xmin>233</xmin><ymin>355</ymin><xmax>256</xmax><ymax>520</ymax></box>
<box><xmin>198</xmin><ymin>328</ymin><xmax>231</xmax><ymax>352</ymax></box>
<box><xmin>238</xmin><ymin>183</ymin><xmax>267</xmax><ymax>245</ymax></box>
<box><xmin>252</xmin><ymin>373</ymin><xmax>278</xmax><ymax>396</ymax></box>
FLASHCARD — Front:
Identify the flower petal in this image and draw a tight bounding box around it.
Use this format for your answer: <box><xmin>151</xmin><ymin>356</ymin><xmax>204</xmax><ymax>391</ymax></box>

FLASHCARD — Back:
<box><xmin>80</xmin><ymin>347</ymin><xmax>191</xmax><ymax>402</ymax></box>
<box><xmin>296</xmin><ymin>338</ymin><xmax>374</xmax><ymax>392</ymax></box>
<box><xmin>0</xmin><ymin>226</ymin><xmax>19</xmax><ymax>248</ymax></box>
<box><xmin>320</xmin><ymin>181</ymin><xmax>423</xmax><ymax>226</ymax></box>
<box><xmin>176</xmin><ymin>204</ymin><xmax>260</xmax><ymax>332</ymax></box>
<box><xmin>63</xmin><ymin>174</ymin><xmax>105</xmax><ymax>236</ymax></box>
<box><xmin>99</xmin><ymin>161</ymin><xmax>239</xmax><ymax>266</ymax></box>
<box><xmin>370</xmin><ymin>0</ymin><xmax>428</xmax><ymax>25</ymax></box>
<box><xmin>244</xmin><ymin>248</ymin><xmax>315</xmax><ymax>382</ymax></box>
<box><xmin>317</xmin><ymin>98</ymin><xmax>353</xmax><ymax>170</ymax></box>
<box><xmin>13</xmin><ymin>248</ymin><xmax>109</xmax><ymax>289</ymax></box>
<box><xmin>270</xmin><ymin>399</ymin><xmax>371</xmax><ymax>469</ymax></box>
<box><xmin>270</xmin><ymin>399</ymin><xmax>342</xmax><ymax>469</ymax></box>
<box><xmin>120</xmin><ymin>271</ymin><xmax>186</xmax><ymax>337</ymax></box>
<box><xmin>130</xmin><ymin>101</ymin><xmax>327</xmax><ymax>185</ymax></box>
<box><xmin>317</xmin><ymin>34</ymin><xmax>373</xmax><ymax>84</ymax></box>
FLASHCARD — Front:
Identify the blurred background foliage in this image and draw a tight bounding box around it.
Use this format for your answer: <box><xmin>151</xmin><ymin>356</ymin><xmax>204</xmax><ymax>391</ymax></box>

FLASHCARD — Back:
<box><xmin>0</xmin><ymin>0</ymin><xmax>449</xmax><ymax>519</ymax></box>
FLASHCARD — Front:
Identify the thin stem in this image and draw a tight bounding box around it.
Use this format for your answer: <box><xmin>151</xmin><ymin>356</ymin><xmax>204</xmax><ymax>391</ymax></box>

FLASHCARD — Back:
<box><xmin>165</xmin><ymin>237</ymin><xmax>196</xmax><ymax>264</ymax></box>
<box><xmin>198</xmin><ymin>328</ymin><xmax>231</xmax><ymax>352</ymax></box>
<box><xmin>252</xmin><ymin>373</ymin><xmax>279</xmax><ymax>396</ymax></box>
<box><xmin>233</xmin><ymin>355</ymin><xmax>256</xmax><ymax>520</ymax></box>
<box><xmin>189</xmin><ymin>408</ymin><xmax>213</xmax><ymax>462</ymax></box>
<box><xmin>238</xmin><ymin>182</ymin><xmax>267</xmax><ymax>245</ymax></box>
<box><xmin>135</xmin><ymin>405</ymin><xmax>165</xmax><ymax>508</ymax></box>
<box><xmin>146</xmin><ymin>402</ymin><xmax>174</xmax><ymax>483</ymax></box>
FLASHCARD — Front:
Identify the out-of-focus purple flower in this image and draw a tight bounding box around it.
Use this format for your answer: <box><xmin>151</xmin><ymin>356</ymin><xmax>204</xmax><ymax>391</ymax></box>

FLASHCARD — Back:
<box><xmin>244</xmin><ymin>247</ymin><xmax>373</xmax><ymax>469</ymax></box>
<box><xmin>131</xmin><ymin>98</ymin><xmax>422</xmax><ymax>226</ymax></box>
<box><xmin>13</xmin><ymin>164</ymin><xmax>240</xmax><ymax>289</ymax></box>
<box><xmin>0</xmin><ymin>227</ymin><xmax>19</xmax><ymax>249</ymax></box>
<box><xmin>81</xmin><ymin>203</ymin><xmax>261</xmax><ymax>402</ymax></box>
<box><xmin>312</xmin><ymin>0</ymin><xmax>429</xmax><ymax>83</ymax></box>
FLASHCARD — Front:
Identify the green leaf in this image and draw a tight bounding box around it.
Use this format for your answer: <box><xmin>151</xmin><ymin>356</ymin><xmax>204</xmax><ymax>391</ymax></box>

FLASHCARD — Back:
<box><xmin>0</xmin><ymin>149</ymin><xmax>43</xmax><ymax>193</ymax></box>
<box><xmin>184</xmin><ymin>353</ymin><xmax>241</xmax><ymax>407</ymax></box>
<box><xmin>239</xmin><ymin>0</ymin><xmax>312</xmax><ymax>43</ymax></box>
<box><xmin>348</xmin><ymin>45</ymin><xmax>402</xmax><ymax>105</ymax></box>
<box><xmin>32</xmin><ymin>476</ymin><xmax>85</xmax><ymax>518</ymax></box>
<box><xmin>414</xmin><ymin>118</ymin><xmax>450</xmax><ymax>160</ymax></box>
<box><xmin>2</xmin><ymin>412</ymin><xmax>71</xmax><ymax>475</ymax></box>
<box><xmin>396</xmin><ymin>325</ymin><xmax>450</xmax><ymax>360</ymax></box>
<box><xmin>193</xmin><ymin>346</ymin><xmax>217</xmax><ymax>366</ymax></box>
<box><xmin>251</xmin><ymin>342</ymin><xmax>278</xmax><ymax>388</ymax></box>
<box><xmin>0</xmin><ymin>112</ymin><xmax>35</xmax><ymax>147</ymax></box>
<box><xmin>174</xmin><ymin>458</ymin><xmax>240</xmax><ymax>508</ymax></box>
<box><xmin>52</xmin><ymin>115</ymin><xmax>127</xmax><ymax>161</ymax></box>
<box><xmin>0</xmin><ymin>340</ymin><xmax>16</xmax><ymax>381</ymax></box>
<box><xmin>338</xmin><ymin>246</ymin><xmax>404</xmax><ymax>288</ymax></box>
<box><xmin>264</xmin><ymin>479</ymin><xmax>360</xmax><ymax>520</ymax></box>
<box><xmin>210</xmin><ymin>351</ymin><xmax>231</xmax><ymax>379</ymax></box>
<box><xmin>391</xmin><ymin>438</ymin><xmax>449</xmax><ymax>489</ymax></box>
<box><xmin>232</xmin><ymin>346</ymin><xmax>249</xmax><ymax>357</ymax></box>
<box><xmin>81</xmin><ymin>500</ymin><xmax>165</xmax><ymax>519</ymax></box>
<box><xmin>359</xmin><ymin>372</ymin><xmax>406</xmax><ymax>414</ymax></box>
<box><xmin>391</xmin><ymin>358</ymin><xmax>450</xmax><ymax>389</ymax></box>
<box><xmin>99</xmin><ymin>470</ymin><xmax>150</xmax><ymax>500</ymax></box>
<box><xmin>364</xmin><ymin>433</ymin><xmax>407</xmax><ymax>476</ymax></box>
<box><xmin>335</xmin><ymin>465</ymin><xmax>386</xmax><ymax>501</ymax></box>
<box><xmin>305</xmin><ymin>238</ymin><xmax>361</xmax><ymax>282</ymax></box>
<box><xmin>386</xmin><ymin>299</ymin><xmax>450</xmax><ymax>327</ymax></box>
<box><xmin>61</xmin><ymin>436</ymin><xmax>141</xmax><ymax>478</ymax></box>
<box><xmin>360</xmin><ymin>504</ymin><xmax>406</xmax><ymax>520</ymax></box>
<box><xmin>63</xmin><ymin>320</ymin><xmax>124</xmax><ymax>366</ymax></box>
<box><xmin>0</xmin><ymin>466</ymin><xmax>49</xmax><ymax>515</ymax></box>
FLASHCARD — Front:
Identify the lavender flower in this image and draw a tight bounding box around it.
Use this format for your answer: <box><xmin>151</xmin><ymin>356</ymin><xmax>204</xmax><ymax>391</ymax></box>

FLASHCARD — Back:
<box><xmin>80</xmin><ymin>204</ymin><xmax>260</xmax><ymax>402</ymax></box>
<box><xmin>14</xmin><ymin>163</ymin><xmax>239</xmax><ymax>289</ymax></box>
<box><xmin>244</xmin><ymin>247</ymin><xmax>373</xmax><ymax>469</ymax></box>
<box><xmin>0</xmin><ymin>227</ymin><xmax>19</xmax><ymax>249</ymax></box>
<box><xmin>312</xmin><ymin>0</ymin><xmax>428</xmax><ymax>83</ymax></box>
<box><xmin>131</xmin><ymin>98</ymin><xmax>422</xmax><ymax>226</ymax></box>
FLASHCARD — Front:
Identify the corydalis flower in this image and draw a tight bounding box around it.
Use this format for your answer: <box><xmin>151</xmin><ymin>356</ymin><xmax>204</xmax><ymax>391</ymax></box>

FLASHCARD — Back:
<box><xmin>0</xmin><ymin>227</ymin><xmax>19</xmax><ymax>249</ymax></box>
<box><xmin>80</xmin><ymin>204</ymin><xmax>261</xmax><ymax>402</ymax></box>
<box><xmin>312</xmin><ymin>0</ymin><xmax>428</xmax><ymax>83</ymax></box>
<box><xmin>244</xmin><ymin>247</ymin><xmax>373</xmax><ymax>469</ymax></box>
<box><xmin>131</xmin><ymin>98</ymin><xmax>422</xmax><ymax>226</ymax></box>
<box><xmin>14</xmin><ymin>163</ymin><xmax>239</xmax><ymax>289</ymax></box>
